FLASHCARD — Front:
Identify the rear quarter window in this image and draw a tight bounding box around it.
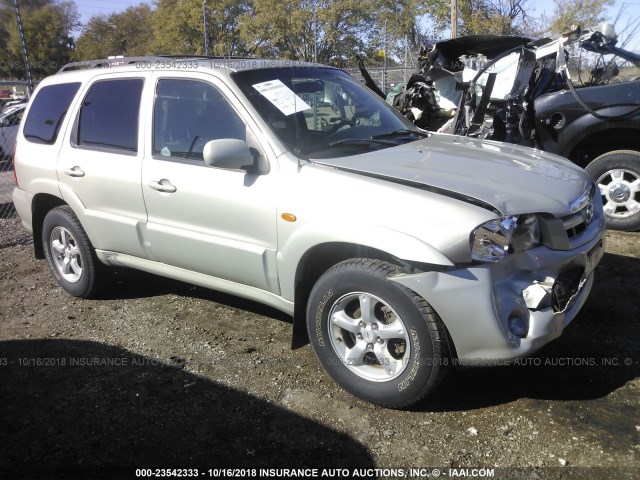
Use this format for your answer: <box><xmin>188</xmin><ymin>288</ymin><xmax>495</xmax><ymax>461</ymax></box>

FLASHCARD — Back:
<box><xmin>23</xmin><ymin>82</ymin><xmax>81</xmax><ymax>144</ymax></box>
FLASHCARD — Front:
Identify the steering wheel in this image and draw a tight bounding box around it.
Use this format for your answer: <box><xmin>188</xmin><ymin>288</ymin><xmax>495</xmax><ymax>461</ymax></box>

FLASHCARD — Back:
<box><xmin>327</xmin><ymin>118</ymin><xmax>353</xmax><ymax>134</ymax></box>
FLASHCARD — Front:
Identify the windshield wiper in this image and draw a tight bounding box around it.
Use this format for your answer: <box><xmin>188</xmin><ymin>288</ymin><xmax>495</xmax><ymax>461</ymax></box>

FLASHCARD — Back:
<box><xmin>371</xmin><ymin>129</ymin><xmax>429</xmax><ymax>140</ymax></box>
<box><xmin>303</xmin><ymin>137</ymin><xmax>394</xmax><ymax>157</ymax></box>
<box><xmin>328</xmin><ymin>138</ymin><xmax>396</xmax><ymax>147</ymax></box>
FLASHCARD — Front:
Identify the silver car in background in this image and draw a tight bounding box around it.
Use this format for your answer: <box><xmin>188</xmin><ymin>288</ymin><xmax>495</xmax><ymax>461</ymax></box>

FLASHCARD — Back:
<box><xmin>12</xmin><ymin>57</ymin><xmax>605</xmax><ymax>407</ymax></box>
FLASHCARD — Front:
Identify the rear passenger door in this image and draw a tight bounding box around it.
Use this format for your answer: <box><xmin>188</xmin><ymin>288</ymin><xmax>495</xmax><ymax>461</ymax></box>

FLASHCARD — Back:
<box><xmin>140</xmin><ymin>73</ymin><xmax>279</xmax><ymax>294</ymax></box>
<box><xmin>57</xmin><ymin>73</ymin><xmax>151</xmax><ymax>258</ymax></box>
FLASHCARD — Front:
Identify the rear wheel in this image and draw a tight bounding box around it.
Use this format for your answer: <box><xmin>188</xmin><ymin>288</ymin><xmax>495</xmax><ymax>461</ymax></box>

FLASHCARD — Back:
<box><xmin>42</xmin><ymin>206</ymin><xmax>107</xmax><ymax>298</ymax></box>
<box><xmin>306</xmin><ymin>258</ymin><xmax>450</xmax><ymax>408</ymax></box>
<box><xmin>586</xmin><ymin>150</ymin><xmax>640</xmax><ymax>231</ymax></box>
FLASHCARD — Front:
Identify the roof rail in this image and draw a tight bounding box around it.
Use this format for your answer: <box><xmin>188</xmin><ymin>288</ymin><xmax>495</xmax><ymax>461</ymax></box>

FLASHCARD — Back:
<box><xmin>57</xmin><ymin>55</ymin><xmax>257</xmax><ymax>73</ymax></box>
<box><xmin>157</xmin><ymin>54</ymin><xmax>257</xmax><ymax>60</ymax></box>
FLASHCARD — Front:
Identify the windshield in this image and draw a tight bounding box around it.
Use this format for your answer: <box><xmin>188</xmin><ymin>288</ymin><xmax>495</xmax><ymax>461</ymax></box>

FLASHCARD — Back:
<box><xmin>232</xmin><ymin>67</ymin><xmax>425</xmax><ymax>158</ymax></box>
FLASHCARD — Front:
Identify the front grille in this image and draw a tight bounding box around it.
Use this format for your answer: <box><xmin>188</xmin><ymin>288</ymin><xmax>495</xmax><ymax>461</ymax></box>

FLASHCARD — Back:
<box><xmin>540</xmin><ymin>184</ymin><xmax>598</xmax><ymax>250</ymax></box>
<box><xmin>562</xmin><ymin>211</ymin><xmax>588</xmax><ymax>239</ymax></box>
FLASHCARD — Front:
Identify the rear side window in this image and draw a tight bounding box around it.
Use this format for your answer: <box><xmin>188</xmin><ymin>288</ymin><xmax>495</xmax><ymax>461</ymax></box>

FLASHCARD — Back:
<box><xmin>77</xmin><ymin>78</ymin><xmax>143</xmax><ymax>152</ymax></box>
<box><xmin>23</xmin><ymin>82</ymin><xmax>81</xmax><ymax>144</ymax></box>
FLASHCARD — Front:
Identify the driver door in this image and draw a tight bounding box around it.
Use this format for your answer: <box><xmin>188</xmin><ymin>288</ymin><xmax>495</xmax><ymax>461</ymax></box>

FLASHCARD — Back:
<box><xmin>140</xmin><ymin>73</ymin><xmax>280</xmax><ymax>294</ymax></box>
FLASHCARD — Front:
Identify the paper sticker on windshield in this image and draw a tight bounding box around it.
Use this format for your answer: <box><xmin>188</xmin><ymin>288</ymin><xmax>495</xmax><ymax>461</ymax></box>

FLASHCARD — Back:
<box><xmin>252</xmin><ymin>80</ymin><xmax>311</xmax><ymax>116</ymax></box>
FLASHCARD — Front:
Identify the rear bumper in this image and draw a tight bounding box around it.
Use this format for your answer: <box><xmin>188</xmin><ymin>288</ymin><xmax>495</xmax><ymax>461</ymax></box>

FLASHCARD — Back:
<box><xmin>390</xmin><ymin>232</ymin><xmax>605</xmax><ymax>363</ymax></box>
<box><xmin>12</xmin><ymin>187</ymin><xmax>33</xmax><ymax>234</ymax></box>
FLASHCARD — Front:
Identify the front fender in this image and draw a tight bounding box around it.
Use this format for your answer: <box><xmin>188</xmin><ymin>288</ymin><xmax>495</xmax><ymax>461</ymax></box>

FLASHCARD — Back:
<box><xmin>277</xmin><ymin>221</ymin><xmax>454</xmax><ymax>301</ymax></box>
<box><xmin>535</xmin><ymin>85</ymin><xmax>640</xmax><ymax>157</ymax></box>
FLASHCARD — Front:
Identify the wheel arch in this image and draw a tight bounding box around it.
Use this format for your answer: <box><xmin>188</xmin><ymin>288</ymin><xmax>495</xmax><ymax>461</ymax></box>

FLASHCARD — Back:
<box><xmin>289</xmin><ymin>240</ymin><xmax>452</xmax><ymax>349</ymax></box>
<box><xmin>31</xmin><ymin>193</ymin><xmax>67</xmax><ymax>259</ymax></box>
<box><xmin>563</xmin><ymin>125</ymin><xmax>640</xmax><ymax>168</ymax></box>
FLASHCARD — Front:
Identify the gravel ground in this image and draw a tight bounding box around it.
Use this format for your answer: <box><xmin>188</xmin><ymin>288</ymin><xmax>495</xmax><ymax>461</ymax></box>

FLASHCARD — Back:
<box><xmin>0</xmin><ymin>217</ymin><xmax>638</xmax><ymax>480</ymax></box>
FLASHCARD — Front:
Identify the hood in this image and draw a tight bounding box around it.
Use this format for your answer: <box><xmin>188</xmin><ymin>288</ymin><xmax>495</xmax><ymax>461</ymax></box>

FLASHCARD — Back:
<box><xmin>313</xmin><ymin>134</ymin><xmax>591</xmax><ymax>217</ymax></box>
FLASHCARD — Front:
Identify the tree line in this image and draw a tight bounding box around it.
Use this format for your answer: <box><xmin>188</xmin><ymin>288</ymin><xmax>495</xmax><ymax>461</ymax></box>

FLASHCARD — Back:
<box><xmin>0</xmin><ymin>0</ymin><xmax>617</xmax><ymax>80</ymax></box>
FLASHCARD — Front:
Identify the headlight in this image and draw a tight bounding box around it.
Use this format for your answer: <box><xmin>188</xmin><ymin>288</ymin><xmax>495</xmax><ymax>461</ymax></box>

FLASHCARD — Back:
<box><xmin>471</xmin><ymin>215</ymin><xmax>541</xmax><ymax>262</ymax></box>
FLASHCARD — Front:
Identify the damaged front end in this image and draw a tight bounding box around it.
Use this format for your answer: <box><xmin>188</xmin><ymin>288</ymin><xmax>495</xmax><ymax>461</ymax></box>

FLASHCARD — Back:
<box><xmin>390</xmin><ymin>186</ymin><xmax>605</xmax><ymax>364</ymax></box>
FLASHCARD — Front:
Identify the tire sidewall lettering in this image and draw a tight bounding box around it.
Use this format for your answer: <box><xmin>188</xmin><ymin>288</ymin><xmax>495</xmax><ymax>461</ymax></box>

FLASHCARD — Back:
<box><xmin>397</xmin><ymin>328</ymin><xmax>421</xmax><ymax>392</ymax></box>
<box><xmin>315</xmin><ymin>289</ymin><xmax>333</xmax><ymax>347</ymax></box>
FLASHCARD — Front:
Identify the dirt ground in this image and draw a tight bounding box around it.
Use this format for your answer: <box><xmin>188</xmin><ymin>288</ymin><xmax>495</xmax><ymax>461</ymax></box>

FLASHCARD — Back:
<box><xmin>0</xmin><ymin>217</ymin><xmax>638</xmax><ymax>480</ymax></box>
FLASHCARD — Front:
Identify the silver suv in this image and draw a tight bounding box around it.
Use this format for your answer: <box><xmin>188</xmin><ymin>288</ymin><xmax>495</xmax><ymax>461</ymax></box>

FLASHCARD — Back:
<box><xmin>12</xmin><ymin>57</ymin><xmax>605</xmax><ymax>408</ymax></box>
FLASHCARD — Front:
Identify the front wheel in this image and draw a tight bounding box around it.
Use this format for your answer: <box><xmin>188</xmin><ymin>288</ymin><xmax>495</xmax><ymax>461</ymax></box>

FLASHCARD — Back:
<box><xmin>306</xmin><ymin>258</ymin><xmax>450</xmax><ymax>408</ymax></box>
<box><xmin>586</xmin><ymin>150</ymin><xmax>640</xmax><ymax>231</ymax></box>
<box><xmin>42</xmin><ymin>206</ymin><xmax>107</xmax><ymax>298</ymax></box>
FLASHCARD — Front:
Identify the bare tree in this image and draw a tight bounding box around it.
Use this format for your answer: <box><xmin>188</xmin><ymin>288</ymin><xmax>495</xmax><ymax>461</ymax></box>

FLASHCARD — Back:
<box><xmin>485</xmin><ymin>0</ymin><xmax>531</xmax><ymax>35</ymax></box>
<box><xmin>611</xmin><ymin>1</ymin><xmax>640</xmax><ymax>49</ymax></box>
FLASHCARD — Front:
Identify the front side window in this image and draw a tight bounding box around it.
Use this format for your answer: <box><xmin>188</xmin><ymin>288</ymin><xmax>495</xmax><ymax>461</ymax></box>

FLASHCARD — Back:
<box><xmin>23</xmin><ymin>82</ymin><xmax>81</xmax><ymax>144</ymax></box>
<box><xmin>153</xmin><ymin>79</ymin><xmax>246</xmax><ymax>161</ymax></box>
<box><xmin>77</xmin><ymin>78</ymin><xmax>143</xmax><ymax>152</ymax></box>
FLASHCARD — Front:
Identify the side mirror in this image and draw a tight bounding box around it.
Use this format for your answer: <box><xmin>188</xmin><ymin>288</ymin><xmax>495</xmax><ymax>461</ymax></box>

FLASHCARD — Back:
<box><xmin>203</xmin><ymin>139</ymin><xmax>255</xmax><ymax>170</ymax></box>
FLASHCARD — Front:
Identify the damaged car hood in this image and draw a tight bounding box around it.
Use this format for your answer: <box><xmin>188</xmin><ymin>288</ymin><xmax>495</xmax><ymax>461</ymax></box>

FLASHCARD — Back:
<box><xmin>312</xmin><ymin>133</ymin><xmax>591</xmax><ymax>217</ymax></box>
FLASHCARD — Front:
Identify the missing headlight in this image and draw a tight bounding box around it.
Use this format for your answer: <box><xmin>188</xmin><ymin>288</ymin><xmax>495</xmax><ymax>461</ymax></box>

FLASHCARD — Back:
<box><xmin>471</xmin><ymin>215</ymin><xmax>541</xmax><ymax>262</ymax></box>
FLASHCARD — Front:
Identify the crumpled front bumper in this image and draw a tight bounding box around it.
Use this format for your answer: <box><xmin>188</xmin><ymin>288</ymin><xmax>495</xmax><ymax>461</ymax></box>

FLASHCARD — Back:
<box><xmin>390</xmin><ymin>232</ymin><xmax>605</xmax><ymax>364</ymax></box>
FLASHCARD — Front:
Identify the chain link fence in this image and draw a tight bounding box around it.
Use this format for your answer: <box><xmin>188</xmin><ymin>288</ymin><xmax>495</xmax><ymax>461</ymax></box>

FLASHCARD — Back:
<box><xmin>0</xmin><ymin>99</ymin><xmax>26</xmax><ymax>221</ymax></box>
<box><xmin>1</xmin><ymin>98</ymin><xmax>30</xmax><ymax>248</ymax></box>
<box><xmin>345</xmin><ymin>67</ymin><xmax>417</xmax><ymax>95</ymax></box>
<box><xmin>1</xmin><ymin>158</ymin><xmax>17</xmax><ymax>221</ymax></box>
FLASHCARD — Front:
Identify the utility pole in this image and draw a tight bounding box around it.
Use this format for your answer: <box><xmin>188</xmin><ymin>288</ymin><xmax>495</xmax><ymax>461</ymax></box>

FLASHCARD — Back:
<box><xmin>203</xmin><ymin>0</ymin><xmax>209</xmax><ymax>56</ymax></box>
<box><xmin>11</xmin><ymin>0</ymin><xmax>33</xmax><ymax>94</ymax></box>
<box><xmin>313</xmin><ymin>7</ymin><xmax>317</xmax><ymax>63</ymax></box>
<box><xmin>451</xmin><ymin>0</ymin><xmax>458</xmax><ymax>39</ymax></box>
<box><xmin>382</xmin><ymin>20</ymin><xmax>387</xmax><ymax>94</ymax></box>
<box><xmin>404</xmin><ymin>33</ymin><xmax>408</xmax><ymax>85</ymax></box>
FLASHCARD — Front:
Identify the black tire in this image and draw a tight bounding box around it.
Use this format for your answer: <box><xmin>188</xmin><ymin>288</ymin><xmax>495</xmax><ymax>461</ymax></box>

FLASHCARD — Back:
<box><xmin>585</xmin><ymin>150</ymin><xmax>640</xmax><ymax>231</ymax></box>
<box><xmin>306</xmin><ymin>258</ymin><xmax>450</xmax><ymax>408</ymax></box>
<box><xmin>42</xmin><ymin>206</ymin><xmax>107</xmax><ymax>298</ymax></box>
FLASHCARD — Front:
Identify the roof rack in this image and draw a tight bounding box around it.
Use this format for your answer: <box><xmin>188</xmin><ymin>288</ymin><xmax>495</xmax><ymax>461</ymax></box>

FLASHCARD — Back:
<box><xmin>57</xmin><ymin>55</ymin><xmax>257</xmax><ymax>73</ymax></box>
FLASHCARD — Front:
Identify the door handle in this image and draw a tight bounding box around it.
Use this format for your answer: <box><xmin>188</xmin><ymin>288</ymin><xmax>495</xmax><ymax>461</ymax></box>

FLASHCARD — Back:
<box><xmin>149</xmin><ymin>180</ymin><xmax>177</xmax><ymax>193</ymax></box>
<box><xmin>64</xmin><ymin>166</ymin><xmax>85</xmax><ymax>177</ymax></box>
